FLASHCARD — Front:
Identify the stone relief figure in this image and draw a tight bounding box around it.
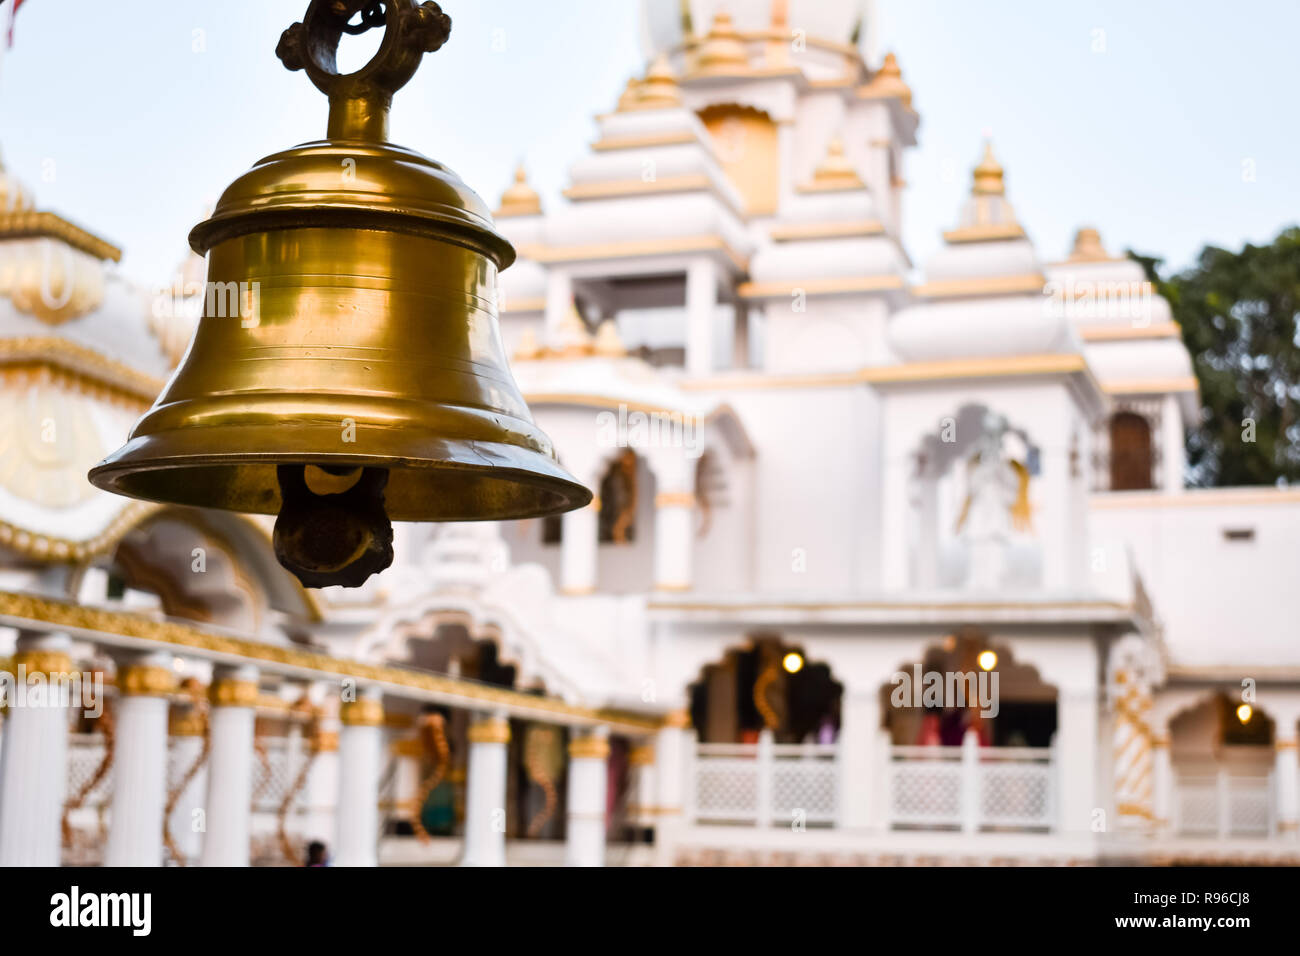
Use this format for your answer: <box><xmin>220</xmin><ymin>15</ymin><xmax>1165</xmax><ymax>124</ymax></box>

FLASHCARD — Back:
<box><xmin>955</xmin><ymin>412</ymin><xmax>1032</xmax><ymax>589</ymax></box>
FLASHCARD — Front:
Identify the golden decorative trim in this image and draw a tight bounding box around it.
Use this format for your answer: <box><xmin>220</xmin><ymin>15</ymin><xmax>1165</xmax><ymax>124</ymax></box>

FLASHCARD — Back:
<box><xmin>664</xmin><ymin>709</ymin><xmax>691</xmax><ymax>729</ymax></box>
<box><xmin>911</xmin><ymin>274</ymin><xmax>1046</xmax><ymax>299</ymax></box>
<box><xmin>1091</xmin><ymin>488</ymin><xmax>1300</xmax><ymax>509</ymax></box>
<box><xmin>1079</xmin><ymin>322</ymin><xmax>1180</xmax><ymax>342</ymax></box>
<box><xmin>681</xmin><ymin>352</ymin><xmax>1093</xmax><ymax>391</ymax></box>
<box><xmin>942</xmin><ymin>223</ymin><xmax>1027</xmax><ymax>243</ymax></box>
<box><xmin>391</xmin><ymin>737</ymin><xmax>423</xmax><ymax>757</ymax></box>
<box><xmin>737</xmin><ymin>275</ymin><xmax>905</xmax><ymax>299</ymax></box>
<box><xmin>522</xmin><ymin>235</ymin><xmax>747</xmax><ymax>272</ymax></box>
<box><xmin>591</xmin><ymin>132</ymin><xmax>696</xmax><ymax>152</ymax></box>
<box><xmin>12</xmin><ymin>648</ymin><xmax>72</xmax><ymax>677</ymax></box>
<box><xmin>120</xmin><ymin>664</ymin><xmax>178</xmax><ymax>697</ymax></box>
<box><xmin>1276</xmin><ymin>740</ymin><xmax>1298</xmax><ymax>751</ymax></box>
<box><xmin>1150</xmin><ymin>735</ymin><xmax>1170</xmax><ymax>748</ymax></box>
<box><xmin>1101</xmin><ymin>377</ymin><xmax>1199</xmax><ymax>395</ymax></box>
<box><xmin>310</xmin><ymin>729</ymin><xmax>339</xmax><ymax>753</ymax></box>
<box><xmin>468</xmin><ymin>716</ymin><xmax>511</xmax><ymax>744</ymax></box>
<box><xmin>629</xmin><ymin>744</ymin><xmax>656</xmax><ymax>766</ymax></box>
<box><xmin>654</xmin><ymin>491</ymin><xmax>696</xmax><ymax>509</ymax></box>
<box><xmin>569</xmin><ymin>735</ymin><xmax>611</xmax><ymax>760</ymax></box>
<box><xmin>0</xmin><ymin>210</ymin><xmax>121</xmax><ymax>262</ymax></box>
<box><xmin>0</xmin><ymin>337</ymin><xmax>164</xmax><ymax>402</ymax></box>
<box><xmin>560</xmin><ymin>585</ymin><xmax>597</xmax><ymax>597</ymax></box>
<box><xmin>339</xmin><ymin>697</ymin><xmax>384</xmax><ymax>727</ymax></box>
<box><xmin>168</xmin><ymin>709</ymin><xmax>206</xmax><ymax>737</ymax></box>
<box><xmin>768</xmin><ymin>220</ymin><xmax>885</xmax><ymax>242</ymax></box>
<box><xmin>0</xmin><ymin>592</ymin><xmax>663</xmax><ymax>733</ymax></box>
<box><xmin>655</xmin><ymin>582</ymin><xmax>692</xmax><ymax>592</ymax></box>
<box><xmin>210</xmin><ymin>678</ymin><xmax>260</xmax><ymax>709</ymax></box>
<box><xmin>562</xmin><ymin>174</ymin><xmax>712</xmax><ymax>201</ymax></box>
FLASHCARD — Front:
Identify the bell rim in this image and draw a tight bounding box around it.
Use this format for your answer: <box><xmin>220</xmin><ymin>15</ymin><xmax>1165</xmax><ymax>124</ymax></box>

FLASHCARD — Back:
<box><xmin>88</xmin><ymin>446</ymin><xmax>593</xmax><ymax>523</ymax></box>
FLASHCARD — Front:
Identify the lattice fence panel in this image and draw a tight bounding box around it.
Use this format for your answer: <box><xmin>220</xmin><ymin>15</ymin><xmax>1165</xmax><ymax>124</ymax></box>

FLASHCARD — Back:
<box><xmin>694</xmin><ymin>757</ymin><xmax>758</xmax><ymax>823</ymax></box>
<box><xmin>771</xmin><ymin>758</ymin><xmax>837</xmax><ymax>825</ymax></box>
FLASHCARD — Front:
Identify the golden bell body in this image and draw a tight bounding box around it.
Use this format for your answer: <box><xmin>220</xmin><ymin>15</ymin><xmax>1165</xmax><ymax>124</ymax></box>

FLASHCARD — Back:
<box><xmin>89</xmin><ymin>0</ymin><xmax>590</xmax><ymax>585</ymax></box>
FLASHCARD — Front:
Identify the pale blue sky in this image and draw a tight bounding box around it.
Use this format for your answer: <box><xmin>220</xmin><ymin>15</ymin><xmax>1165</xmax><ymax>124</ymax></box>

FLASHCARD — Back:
<box><xmin>2</xmin><ymin>0</ymin><xmax>1297</xmax><ymax>286</ymax></box>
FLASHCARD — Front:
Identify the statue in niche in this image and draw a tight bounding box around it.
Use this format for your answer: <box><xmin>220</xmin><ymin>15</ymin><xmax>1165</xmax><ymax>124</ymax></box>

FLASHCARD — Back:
<box><xmin>955</xmin><ymin>412</ymin><xmax>1032</xmax><ymax>589</ymax></box>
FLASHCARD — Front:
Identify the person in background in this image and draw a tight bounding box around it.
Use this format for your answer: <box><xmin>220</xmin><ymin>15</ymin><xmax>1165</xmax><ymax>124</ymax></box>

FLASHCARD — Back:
<box><xmin>305</xmin><ymin>841</ymin><xmax>329</xmax><ymax>867</ymax></box>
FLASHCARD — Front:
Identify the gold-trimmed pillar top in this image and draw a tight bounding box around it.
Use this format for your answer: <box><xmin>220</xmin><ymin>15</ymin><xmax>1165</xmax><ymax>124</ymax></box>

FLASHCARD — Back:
<box><xmin>210</xmin><ymin>665</ymin><xmax>260</xmax><ymax>708</ymax></box>
<box><xmin>468</xmin><ymin>713</ymin><xmax>511</xmax><ymax>745</ymax></box>
<box><xmin>119</xmin><ymin>662</ymin><xmax>179</xmax><ymax>698</ymax></box>
<box><xmin>340</xmin><ymin>694</ymin><xmax>385</xmax><ymax>727</ymax></box>
<box><xmin>569</xmin><ymin>730</ymin><xmax>611</xmax><ymax>761</ymax></box>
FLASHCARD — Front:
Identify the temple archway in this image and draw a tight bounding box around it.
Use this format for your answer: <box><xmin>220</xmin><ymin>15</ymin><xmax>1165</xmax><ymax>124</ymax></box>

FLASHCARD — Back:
<box><xmin>688</xmin><ymin>635</ymin><xmax>843</xmax><ymax>745</ymax></box>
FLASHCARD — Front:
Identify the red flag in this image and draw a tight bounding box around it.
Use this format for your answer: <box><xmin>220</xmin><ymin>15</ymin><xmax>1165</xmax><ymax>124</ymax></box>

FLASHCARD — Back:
<box><xmin>6</xmin><ymin>0</ymin><xmax>25</xmax><ymax>49</ymax></box>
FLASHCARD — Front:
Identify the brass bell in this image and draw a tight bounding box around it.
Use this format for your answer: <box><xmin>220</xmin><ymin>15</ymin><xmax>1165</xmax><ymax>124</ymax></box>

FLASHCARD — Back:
<box><xmin>89</xmin><ymin>0</ymin><xmax>590</xmax><ymax>587</ymax></box>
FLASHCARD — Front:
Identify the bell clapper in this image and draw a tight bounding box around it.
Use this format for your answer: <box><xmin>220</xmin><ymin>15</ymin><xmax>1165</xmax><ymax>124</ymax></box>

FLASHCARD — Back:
<box><xmin>273</xmin><ymin>464</ymin><xmax>394</xmax><ymax>589</ymax></box>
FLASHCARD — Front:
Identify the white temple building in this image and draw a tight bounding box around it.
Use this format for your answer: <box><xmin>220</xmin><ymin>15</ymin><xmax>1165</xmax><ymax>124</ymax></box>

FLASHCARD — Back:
<box><xmin>0</xmin><ymin>0</ymin><xmax>1297</xmax><ymax>867</ymax></box>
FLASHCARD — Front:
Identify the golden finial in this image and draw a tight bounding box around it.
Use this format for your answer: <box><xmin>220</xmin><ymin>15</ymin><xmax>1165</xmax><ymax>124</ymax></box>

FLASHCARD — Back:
<box><xmin>1068</xmin><ymin>226</ymin><xmax>1112</xmax><ymax>262</ymax></box>
<box><xmin>972</xmin><ymin>140</ymin><xmax>1004</xmax><ymax>196</ymax></box>
<box><xmin>593</xmin><ymin>319</ymin><xmax>628</xmax><ymax>358</ymax></box>
<box><xmin>803</xmin><ymin>136</ymin><xmax>865</xmax><ymax>191</ymax></box>
<box><xmin>694</xmin><ymin>10</ymin><xmax>749</xmax><ymax>75</ymax></box>
<box><xmin>766</xmin><ymin>0</ymin><xmax>792</xmax><ymax>67</ymax></box>
<box><xmin>617</xmin><ymin>76</ymin><xmax>644</xmax><ymax>111</ymax></box>
<box><xmin>552</xmin><ymin>303</ymin><xmax>594</xmax><ymax>358</ymax></box>
<box><xmin>859</xmin><ymin>51</ymin><xmax>913</xmax><ymax>110</ymax></box>
<box><xmin>637</xmin><ymin>54</ymin><xmax>682</xmax><ymax>109</ymax></box>
<box><xmin>496</xmin><ymin>162</ymin><xmax>542</xmax><ymax>218</ymax></box>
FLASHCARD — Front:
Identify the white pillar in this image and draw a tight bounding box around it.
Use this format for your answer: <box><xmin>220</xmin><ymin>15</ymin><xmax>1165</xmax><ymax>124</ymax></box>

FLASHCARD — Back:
<box><xmin>200</xmin><ymin>665</ymin><xmax>258</xmax><ymax>867</ymax></box>
<box><xmin>105</xmin><ymin>653</ymin><xmax>176</xmax><ymax>866</ymax></box>
<box><xmin>1152</xmin><ymin>734</ymin><xmax>1173</xmax><ymax>836</ymax></box>
<box><xmin>1057</xmin><ymin>684</ymin><xmax>1100</xmax><ymax>839</ymax></box>
<box><xmin>566</xmin><ymin>729</ymin><xmax>610</xmax><ymax>866</ymax></box>
<box><xmin>335</xmin><ymin>688</ymin><xmax>384</xmax><ymax>867</ymax></box>
<box><xmin>462</xmin><ymin>713</ymin><xmax>510</xmax><ymax>867</ymax></box>
<box><xmin>653</xmin><ymin>491</ymin><xmax>695</xmax><ymax>591</ymax></box>
<box><xmin>167</xmin><ymin>699</ymin><xmax>208</xmax><ymax>864</ymax></box>
<box><xmin>560</xmin><ymin>498</ymin><xmax>599</xmax><ymax>595</ymax></box>
<box><xmin>685</xmin><ymin>257</ymin><xmax>717</xmax><ymax>375</ymax></box>
<box><xmin>0</xmin><ymin>633</ymin><xmax>73</xmax><ymax>866</ymax></box>
<box><xmin>654</xmin><ymin>711</ymin><xmax>689</xmax><ymax>820</ymax></box>
<box><xmin>1275</xmin><ymin>735</ymin><xmax>1298</xmax><ymax>840</ymax></box>
<box><xmin>838</xmin><ymin>688</ymin><xmax>882</xmax><ymax>830</ymax></box>
<box><xmin>628</xmin><ymin>742</ymin><xmax>657</xmax><ymax>828</ymax></box>
<box><xmin>544</xmin><ymin>268</ymin><xmax>574</xmax><ymax>340</ymax></box>
<box><xmin>302</xmin><ymin>716</ymin><xmax>339</xmax><ymax>849</ymax></box>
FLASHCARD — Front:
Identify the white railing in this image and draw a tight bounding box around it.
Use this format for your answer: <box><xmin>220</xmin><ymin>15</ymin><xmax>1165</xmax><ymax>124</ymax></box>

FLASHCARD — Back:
<box><xmin>888</xmin><ymin>734</ymin><xmax>1055</xmax><ymax>832</ymax></box>
<box><xmin>690</xmin><ymin>732</ymin><xmax>838</xmax><ymax>827</ymax></box>
<box><xmin>1174</xmin><ymin>769</ymin><xmax>1273</xmax><ymax>837</ymax></box>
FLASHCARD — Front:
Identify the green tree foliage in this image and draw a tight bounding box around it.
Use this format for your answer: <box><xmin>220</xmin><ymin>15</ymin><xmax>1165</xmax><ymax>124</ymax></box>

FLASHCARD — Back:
<box><xmin>1131</xmin><ymin>227</ymin><xmax>1300</xmax><ymax>486</ymax></box>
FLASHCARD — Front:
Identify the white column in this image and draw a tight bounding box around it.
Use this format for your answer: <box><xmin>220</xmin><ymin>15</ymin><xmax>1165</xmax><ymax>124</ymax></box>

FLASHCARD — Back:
<box><xmin>105</xmin><ymin>653</ymin><xmax>176</xmax><ymax>866</ymax></box>
<box><xmin>335</xmin><ymin>688</ymin><xmax>384</xmax><ymax>867</ymax></box>
<box><xmin>566</xmin><ymin>729</ymin><xmax>610</xmax><ymax>866</ymax></box>
<box><xmin>167</xmin><ymin>699</ymin><xmax>208</xmax><ymax>864</ymax></box>
<box><xmin>655</xmin><ymin>711</ymin><xmax>689</xmax><ymax>816</ymax></box>
<box><xmin>1057</xmin><ymin>684</ymin><xmax>1100</xmax><ymax>839</ymax></box>
<box><xmin>462</xmin><ymin>713</ymin><xmax>510</xmax><ymax>867</ymax></box>
<box><xmin>628</xmin><ymin>742</ymin><xmax>657</xmax><ymax>828</ymax></box>
<box><xmin>879</xmin><ymin>451</ymin><xmax>910</xmax><ymax>589</ymax></box>
<box><xmin>302</xmin><ymin>716</ymin><xmax>340</xmax><ymax>848</ymax></box>
<box><xmin>653</xmin><ymin>490</ymin><xmax>695</xmax><ymax>591</ymax></box>
<box><xmin>1275</xmin><ymin>735</ymin><xmax>1299</xmax><ymax>840</ymax></box>
<box><xmin>560</xmin><ymin>497</ymin><xmax>599</xmax><ymax>595</ymax></box>
<box><xmin>1152</xmin><ymin>734</ymin><xmax>1174</xmax><ymax>836</ymax></box>
<box><xmin>685</xmin><ymin>257</ymin><xmax>718</xmax><ymax>376</ymax></box>
<box><xmin>544</xmin><ymin>269</ymin><xmax>574</xmax><ymax>340</ymax></box>
<box><xmin>838</xmin><ymin>687</ymin><xmax>882</xmax><ymax>830</ymax></box>
<box><xmin>1160</xmin><ymin>393</ymin><xmax>1184</xmax><ymax>492</ymax></box>
<box><xmin>0</xmin><ymin>633</ymin><xmax>73</xmax><ymax>866</ymax></box>
<box><xmin>200</xmin><ymin>665</ymin><xmax>258</xmax><ymax>867</ymax></box>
